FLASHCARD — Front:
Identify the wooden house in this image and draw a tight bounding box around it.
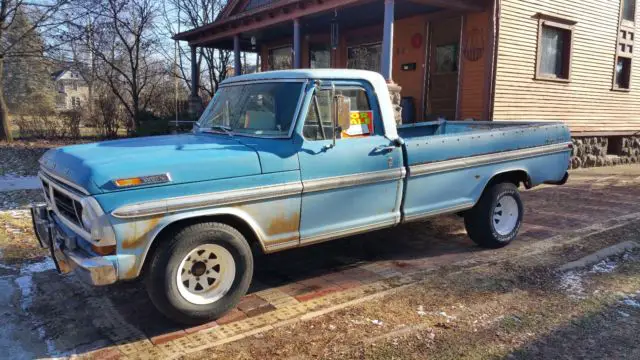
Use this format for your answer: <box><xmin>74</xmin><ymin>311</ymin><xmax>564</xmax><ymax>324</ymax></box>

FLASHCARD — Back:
<box><xmin>175</xmin><ymin>0</ymin><xmax>640</xmax><ymax>167</ymax></box>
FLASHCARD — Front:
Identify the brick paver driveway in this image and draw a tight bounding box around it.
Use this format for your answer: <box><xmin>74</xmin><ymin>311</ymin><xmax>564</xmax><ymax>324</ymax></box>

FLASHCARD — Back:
<box><xmin>2</xmin><ymin>165</ymin><xmax>640</xmax><ymax>359</ymax></box>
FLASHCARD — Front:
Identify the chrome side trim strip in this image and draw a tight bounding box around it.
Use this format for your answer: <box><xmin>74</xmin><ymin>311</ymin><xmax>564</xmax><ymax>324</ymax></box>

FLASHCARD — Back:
<box><xmin>403</xmin><ymin>202</ymin><xmax>475</xmax><ymax>223</ymax></box>
<box><xmin>112</xmin><ymin>182</ymin><xmax>304</xmax><ymax>219</ymax></box>
<box><xmin>40</xmin><ymin>167</ymin><xmax>90</xmax><ymax>195</ymax></box>
<box><xmin>410</xmin><ymin>142</ymin><xmax>572</xmax><ymax>177</ymax></box>
<box><xmin>300</xmin><ymin>218</ymin><xmax>397</xmax><ymax>247</ymax></box>
<box><xmin>303</xmin><ymin>168</ymin><xmax>405</xmax><ymax>194</ymax></box>
<box><xmin>264</xmin><ymin>240</ymin><xmax>300</xmax><ymax>253</ymax></box>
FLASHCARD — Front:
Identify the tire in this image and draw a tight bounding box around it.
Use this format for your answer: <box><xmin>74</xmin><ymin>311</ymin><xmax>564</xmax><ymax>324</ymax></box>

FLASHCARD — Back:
<box><xmin>145</xmin><ymin>222</ymin><xmax>253</xmax><ymax>325</ymax></box>
<box><xmin>464</xmin><ymin>182</ymin><xmax>523</xmax><ymax>249</ymax></box>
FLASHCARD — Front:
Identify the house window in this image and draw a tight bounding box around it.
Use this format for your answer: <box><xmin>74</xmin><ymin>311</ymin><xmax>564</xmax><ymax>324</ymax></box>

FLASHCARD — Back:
<box><xmin>268</xmin><ymin>46</ymin><xmax>292</xmax><ymax>70</ymax></box>
<box><xmin>614</xmin><ymin>1</ymin><xmax>635</xmax><ymax>90</ymax></box>
<box><xmin>615</xmin><ymin>57</ymin><xmax>632</xmax><ymax>89</ymax></box>
<box><xmin>536</xmin><ymin>18</ymin><xmax>575</xmax><ymax>81</ymax></box>
<box><xmin>623</xmin><ymin>0</ymin><xmax>636</xmax><ymax>22</ymax></box>
<box><xmin>309</xmin><ymin>43</ymin><xmax>330</xmax><ymax>69</ymax></box>
<box><xmin>347</xmin><ymin>43</ymin><xmax>382</xmax><ymax>73</ymax></box>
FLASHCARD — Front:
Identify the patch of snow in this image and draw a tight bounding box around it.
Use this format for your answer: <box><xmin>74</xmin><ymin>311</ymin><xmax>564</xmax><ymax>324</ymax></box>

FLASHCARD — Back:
<box><xmin>621</xmin><ymin>299</ymin><xmax>640</xmax><ymax>308</ymax></box>
<box><xmin>14</xmin><ymin>276</ymin><xmax>33</xmax><ymax>311</ymax></box>
<box><xmin>618</xmin><ymin>311</ymin><xmax>631</xmax><ymax>318</ymax></box>
<box><xmin>590</xmin><ymin>258</ymin><xmax>618</xmax><ymax>274</ymax></box>
<box><xmin>21</xmin><ymin>258</ymin><xmax>56</xmax><ymax>274</ymax></box>
<box><xmin>0</xmin><ymin>263</ymin><xmax>16</xmax><ymax>271</ymax></box>
<box><xmin>559</xmin><ymin>271</ymin><xmax>586</xmax><ymax>299</ymax></box>
<box><xmin>417</xmin><ymin>305</ymin><xmax>427</xmax><ymax>316</ymax></box>
<box><xmin>370</xmin><ymin>319</ymin><xmax>384</xmax><ymax>326</ymax></box>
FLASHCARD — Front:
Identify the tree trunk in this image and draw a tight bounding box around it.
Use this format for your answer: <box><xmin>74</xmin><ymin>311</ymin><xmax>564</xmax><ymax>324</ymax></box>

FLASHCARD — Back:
<box><xmin>0</xmin><ymin>57</ymin><xmax>12</xmax><ymax>142</ymax></box>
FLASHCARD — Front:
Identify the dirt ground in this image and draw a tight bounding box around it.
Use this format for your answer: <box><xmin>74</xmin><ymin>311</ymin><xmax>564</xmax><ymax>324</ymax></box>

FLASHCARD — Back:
<box><xmin>1</xmin><ymin>154</ymin><xmax>640</xmax><ymax>359</ymax></box>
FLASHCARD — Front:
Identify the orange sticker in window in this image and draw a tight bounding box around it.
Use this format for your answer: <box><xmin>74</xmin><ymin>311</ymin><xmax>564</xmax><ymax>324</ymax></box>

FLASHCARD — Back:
<box><xmin>343</xmin><ymin>111</ymin><xmax>374</xmax><ymax>137</ymax></box>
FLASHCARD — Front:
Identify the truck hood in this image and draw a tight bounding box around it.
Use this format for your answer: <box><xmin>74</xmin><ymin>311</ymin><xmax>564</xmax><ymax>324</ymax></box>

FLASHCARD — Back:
<box><xmin>39</xmin><ymin>134</ymin><xmax>262</xmax><ymax>194</ymax></box>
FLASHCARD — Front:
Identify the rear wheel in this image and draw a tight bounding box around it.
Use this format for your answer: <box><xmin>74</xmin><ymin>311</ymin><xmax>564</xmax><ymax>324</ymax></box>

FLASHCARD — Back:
<box><xmin>145</xmin><ymin>222</ymin><xmax>253</xmax><ymax>325</ymax></box>
<box><xmin>464</xmin><ymin>182</ymin><xmax>523</xmax><ymax>249</ymax></box>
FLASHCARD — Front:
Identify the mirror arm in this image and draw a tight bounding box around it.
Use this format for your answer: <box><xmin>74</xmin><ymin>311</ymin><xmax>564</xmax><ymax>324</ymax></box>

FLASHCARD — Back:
<box><xmin>331</xmin><ymin>83</ymin><xmax>337</xmax><ymax>148</ymax></box>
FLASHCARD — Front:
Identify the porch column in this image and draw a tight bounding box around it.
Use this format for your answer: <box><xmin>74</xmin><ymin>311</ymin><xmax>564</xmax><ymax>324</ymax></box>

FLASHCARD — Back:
<box><xmin>189</xmin><ymin>45</ymin><xmax>203</xmax><ymax>118</ymax></box>
<box><xmin>234</xmin><ymin>35</ymin><xmax>242</xmax><ymax>76</ymax></box>
<box><xmin>381</xmin><ymin>0</ymin><xmax>395</xmax><ymax>81</ymax></box>
<box><xmin>293</xmin><ymin>18</ymin><xmax>302</xmax><ymax>69</ymax></box>
<box><xmin>190</xmin><ymin>45</ymin><xmax>199</xmax><ymax>98</ymax></box>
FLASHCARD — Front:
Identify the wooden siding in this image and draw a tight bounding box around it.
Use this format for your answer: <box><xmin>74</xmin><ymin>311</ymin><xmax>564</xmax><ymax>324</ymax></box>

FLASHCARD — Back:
<box><xmin>493</xmin><ymin>0</ymin><xmax>640</xmax><ymax>134</ymax></box>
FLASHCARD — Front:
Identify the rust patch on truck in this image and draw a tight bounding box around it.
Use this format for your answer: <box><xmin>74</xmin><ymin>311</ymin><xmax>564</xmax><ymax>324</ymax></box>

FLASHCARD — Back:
<box><xmin>238</xmin><ymin>202</ymin><xmax>301</xmax><ymax>246</ymax></box>
<box><xmin>266</xmin><ymin>211</ymin><xmax>300</xmax><ymax>237</ymax></box>
<box><xmin>121</xmin><ymin>216</ymin><xmax>162</xmax><ymax>250</ymax></box>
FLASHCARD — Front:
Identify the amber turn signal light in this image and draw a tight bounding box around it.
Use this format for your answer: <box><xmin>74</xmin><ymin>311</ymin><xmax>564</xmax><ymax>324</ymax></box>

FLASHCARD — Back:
<box><xmin>92</xmin><ymin>244</ymin><xmax>116</xmax><ymax>256</ymax></box>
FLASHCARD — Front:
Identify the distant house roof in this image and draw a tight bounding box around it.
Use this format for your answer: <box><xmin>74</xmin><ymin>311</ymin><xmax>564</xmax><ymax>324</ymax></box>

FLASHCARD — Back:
<box><xmin>51</xmin><ymin>70</ymin><xmax>65</xmax><ymax>80</ymax></box>
<box><xmin>217</xmin><ymin>0</ymin><xmax>283</xmax><ymax>20</ymax></box>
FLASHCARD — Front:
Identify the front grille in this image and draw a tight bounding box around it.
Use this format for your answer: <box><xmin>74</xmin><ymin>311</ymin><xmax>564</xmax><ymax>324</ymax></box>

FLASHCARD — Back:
<box><xmin>41</xmin><ymin>180</ymin><xmax>51</xmax><ymax>202</ymax></box>
<box><xmin>52</xmin><ymin>188</ymin><xmax>84</xmax><ymax>227</ymax></box>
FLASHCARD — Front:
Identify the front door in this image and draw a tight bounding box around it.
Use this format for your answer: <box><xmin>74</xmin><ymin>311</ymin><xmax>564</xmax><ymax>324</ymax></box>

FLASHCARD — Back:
<box><xmin>297</xmin><ymin>81</ymin><xmax>403</xmax><ymax>245</ymax></box>
<box><xmin>426</xmin><ymin>17</ymin><xmax>462</xmax><ymax>120</ymax></box>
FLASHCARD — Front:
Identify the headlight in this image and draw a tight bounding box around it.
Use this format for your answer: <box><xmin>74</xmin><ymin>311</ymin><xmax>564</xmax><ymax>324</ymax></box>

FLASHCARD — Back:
<box><xmin>80</xmin><ymin>198</ymin><xmax>116</xmax><ymax>246</ymax></box>
<box><xmin>81</xmin><ymin>202</ymin><xmax>98</xmax><ymax>232</ymax></box>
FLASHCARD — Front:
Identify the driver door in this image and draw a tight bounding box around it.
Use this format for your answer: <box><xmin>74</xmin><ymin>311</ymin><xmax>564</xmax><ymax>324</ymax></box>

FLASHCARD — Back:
<box><xmin>297</xmin><ymin>82</ymin><xmax>403</xmax><ymax>245</ymax></box>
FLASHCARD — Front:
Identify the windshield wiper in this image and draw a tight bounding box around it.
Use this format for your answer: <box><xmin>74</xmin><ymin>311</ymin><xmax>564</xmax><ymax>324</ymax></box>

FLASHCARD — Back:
<box><xmin>203</xmin><ymin>125</ymin><xmax>234</xmax><ymax>137</ymax></box>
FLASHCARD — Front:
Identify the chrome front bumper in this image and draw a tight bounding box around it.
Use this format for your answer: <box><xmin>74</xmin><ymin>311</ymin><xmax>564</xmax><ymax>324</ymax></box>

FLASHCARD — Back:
<box><xmin>30</xmin><ymin>204</ymin><xmax>117</xmax><ymax>286</ymax></box>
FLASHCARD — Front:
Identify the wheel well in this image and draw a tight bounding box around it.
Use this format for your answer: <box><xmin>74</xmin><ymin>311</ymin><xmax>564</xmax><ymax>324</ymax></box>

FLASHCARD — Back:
<box><xmin>139</xmin><ymin>214</ymin><xmax>263</xmax><ymax>278</ymax></box>
<box><xmin>487</xmin><ymin>170</ymin><xmax>532</xmax><ymax>189</ymax></box>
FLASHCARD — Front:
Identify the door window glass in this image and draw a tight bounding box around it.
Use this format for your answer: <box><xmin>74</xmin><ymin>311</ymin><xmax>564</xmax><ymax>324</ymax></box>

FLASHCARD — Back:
<box><xmin>435</xmin><ymin>44</ymin><xmax>459</xmax><ymax>73</ymax></box>
<box><xmin>303</xmin><ymin>87</ymin><xmax>374</xmax><ymax>141</ymax></box>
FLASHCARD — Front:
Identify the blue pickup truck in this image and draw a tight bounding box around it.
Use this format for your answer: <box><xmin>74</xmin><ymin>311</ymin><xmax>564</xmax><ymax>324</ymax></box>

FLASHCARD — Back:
<box><xmin>31</xmin><ymin>70</ymin><xmax>571</xmax><ymax>324</ymax></box>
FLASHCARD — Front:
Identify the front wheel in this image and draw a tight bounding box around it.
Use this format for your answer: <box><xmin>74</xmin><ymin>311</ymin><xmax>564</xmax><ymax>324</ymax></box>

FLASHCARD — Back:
<box><xmin>464</xmin><ymin>182</ymin><xmax>523</xmax><ymax>249</ymax></box>
<box><xmin>145</xmin><ymin>222</ymin><xmax>253</xmax><ymax>325</ymax></box>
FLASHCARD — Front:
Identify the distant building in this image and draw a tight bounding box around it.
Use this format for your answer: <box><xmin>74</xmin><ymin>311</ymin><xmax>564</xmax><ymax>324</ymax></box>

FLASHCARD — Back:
<box><xmin>51</xmin><ymin>69</ymin><xmax>89</xmax><ymax>111</ymax></box>
<box><xmin>225</xmin><ymin>64</ymin><xmax>258</xmax><ymax>77</ymax></box>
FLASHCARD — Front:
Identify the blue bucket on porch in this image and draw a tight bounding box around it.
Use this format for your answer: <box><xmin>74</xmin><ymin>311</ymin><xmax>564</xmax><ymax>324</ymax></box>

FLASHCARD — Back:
<box><xmin>401</xmin><ymin>96</ymin><xmax>416</xmax><ymax>124</ymax></box>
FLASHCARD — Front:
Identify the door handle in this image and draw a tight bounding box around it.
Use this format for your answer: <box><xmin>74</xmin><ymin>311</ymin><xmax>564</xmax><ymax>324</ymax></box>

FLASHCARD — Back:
<box><xmin>374</xmin><ymin>145</ymin><xmax>396</xmax><ymax>153</ymax></box>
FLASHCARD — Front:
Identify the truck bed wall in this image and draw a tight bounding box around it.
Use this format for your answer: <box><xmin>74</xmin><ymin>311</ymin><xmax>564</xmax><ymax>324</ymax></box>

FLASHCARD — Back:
<box><xmin>398</xmin><ymin>121</ymin><xmax>571</xmax><ymax>166</ymax></box>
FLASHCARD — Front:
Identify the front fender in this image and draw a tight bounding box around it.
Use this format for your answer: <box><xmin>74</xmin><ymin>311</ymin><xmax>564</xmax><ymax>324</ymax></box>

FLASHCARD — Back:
<box><xmin>112</xmin><ymin>198</ymin><xmax>301</xmax><ymax>280</ymax></box>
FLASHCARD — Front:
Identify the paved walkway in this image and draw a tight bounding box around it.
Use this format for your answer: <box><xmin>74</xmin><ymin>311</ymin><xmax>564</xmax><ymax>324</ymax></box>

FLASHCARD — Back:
<box><xmin>0</xmin><ymin>175</ymin><xmax>41</xmax><ymax>192</ymax></box>
<box><xmin>2</xmin><ymin>165</ymin><xmax>640</xmax><ymax>359</ymax></box>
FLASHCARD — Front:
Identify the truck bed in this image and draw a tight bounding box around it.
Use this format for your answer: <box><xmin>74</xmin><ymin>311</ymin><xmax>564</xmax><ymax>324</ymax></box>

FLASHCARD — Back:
<box><xmin>398</xmin><ymin>120</ymin><xmax>572</xmax><ymax>222</ymax></box>
<box><xmin>398</xmin><ymin>120</ymin><xmax>571</xmax><ymax>167</ymax></box>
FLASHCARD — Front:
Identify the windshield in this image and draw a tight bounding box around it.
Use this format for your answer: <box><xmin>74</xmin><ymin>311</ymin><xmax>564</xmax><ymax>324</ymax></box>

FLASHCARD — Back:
<box><xmin>197</xmin><ymin>81</ymin><xmax>304</xmax><ymax>137</ymax></box>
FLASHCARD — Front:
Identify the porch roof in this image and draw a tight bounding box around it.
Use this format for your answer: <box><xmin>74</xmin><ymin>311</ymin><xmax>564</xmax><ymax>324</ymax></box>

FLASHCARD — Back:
<box><xmin>174</xmin><ymin>0</ymin><xmax>489</xmax><ymax>49</ymax></box>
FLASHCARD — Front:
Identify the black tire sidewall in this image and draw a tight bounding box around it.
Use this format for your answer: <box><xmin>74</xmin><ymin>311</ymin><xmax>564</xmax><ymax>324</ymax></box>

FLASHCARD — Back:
<box><xmin>148</xmin><ymin>223</ymin><xmax>253</xmax><ymax>324</ymax></box>
<box><xmin>487</xmin><ymin>186</ymin><xmax>523</xmax><ymax>244</ymax></box>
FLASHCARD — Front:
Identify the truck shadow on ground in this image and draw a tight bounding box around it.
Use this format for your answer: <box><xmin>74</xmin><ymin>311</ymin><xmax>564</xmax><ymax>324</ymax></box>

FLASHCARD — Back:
<box><xmin>21</xmin><ymin>215</ymin><xmax>489</xmax><ymax>357</ymax></box>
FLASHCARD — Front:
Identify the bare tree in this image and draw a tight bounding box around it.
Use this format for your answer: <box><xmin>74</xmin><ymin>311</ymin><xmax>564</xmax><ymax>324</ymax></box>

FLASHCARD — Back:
<box><xmin>162</xmin><ymin>0</ymin><xmax>231</xmax><ymax>99</ymax></box>
<box><xmin>86</xmin><ymin>0</ymin><xmax>163</xmax><ymax>133</ymax></box>
<box><xmin>0</xmin><ymin>0</ymin><xmax>72</xmax><ymax>141</ymax></box>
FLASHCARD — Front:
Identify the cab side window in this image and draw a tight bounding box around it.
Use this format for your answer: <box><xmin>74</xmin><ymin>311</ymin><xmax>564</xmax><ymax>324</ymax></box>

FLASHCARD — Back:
<box><xmin>303</xmin><ymin>87</ymin><xmax>374</xmax><ymax>141</ymax></box>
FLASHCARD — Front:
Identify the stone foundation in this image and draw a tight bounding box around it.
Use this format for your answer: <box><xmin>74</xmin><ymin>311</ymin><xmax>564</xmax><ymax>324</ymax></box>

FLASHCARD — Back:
<box><xmin>387</xmin><ymin>82</ymin><xmax>403</xmax><ymax>126</ymax></box>
<box><xmin>571</xmin><ymin>136</ymin><xmax>640</xmax><ymax>169</ymax></box>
